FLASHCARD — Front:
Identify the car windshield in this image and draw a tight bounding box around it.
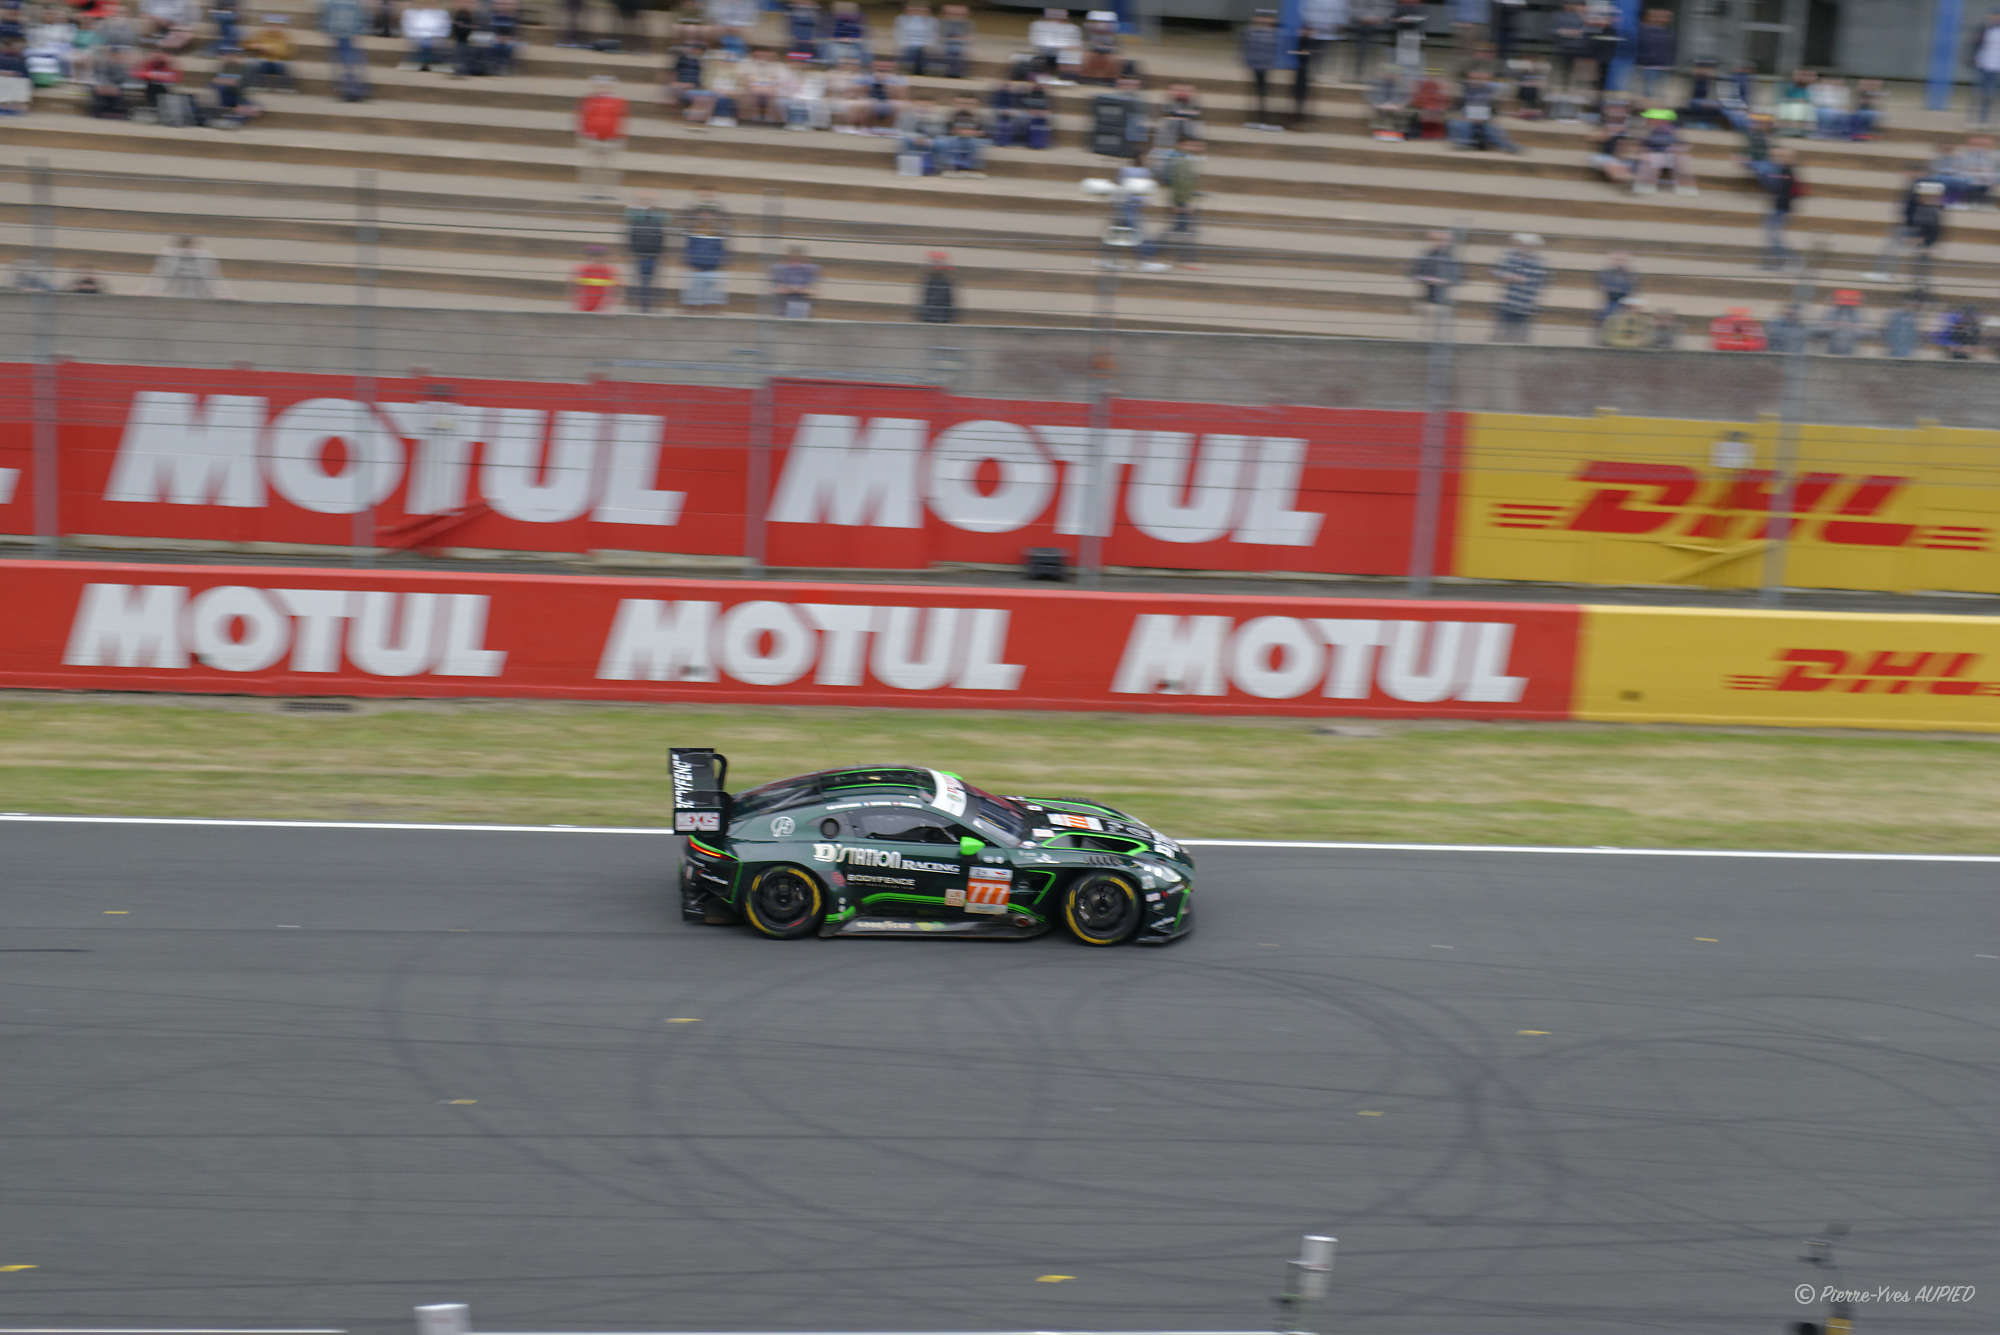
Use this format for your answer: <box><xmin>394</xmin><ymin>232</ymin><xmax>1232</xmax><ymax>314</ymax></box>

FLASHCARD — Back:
<box><xmin>961</xmin><ymin>782</ymin><xmax>1029</xmax><ymax>845</ymax></box>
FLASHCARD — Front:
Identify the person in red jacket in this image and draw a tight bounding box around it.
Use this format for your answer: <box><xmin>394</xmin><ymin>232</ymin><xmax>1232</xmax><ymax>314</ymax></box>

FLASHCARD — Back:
<box><xmin>1708</xmin><ymin>306</ymin><xmax>1766</xmax><ymax>351</ymax></box>
<box><xmin>576</xmin><ymin>74</ymin><xmax>629</xmax><ymax>201</ymax></box>
<box><xmin>572</xmin><ymin>244</ymin><xmax>620</xmax><ymax>311</ymax></box>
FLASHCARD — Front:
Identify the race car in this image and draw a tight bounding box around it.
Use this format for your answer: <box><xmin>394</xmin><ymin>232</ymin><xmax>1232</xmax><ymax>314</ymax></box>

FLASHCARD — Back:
<box><xmin>671</xmin><ymin>748</ymin><xmax>1193</xmax><ymax>945</ymax></box>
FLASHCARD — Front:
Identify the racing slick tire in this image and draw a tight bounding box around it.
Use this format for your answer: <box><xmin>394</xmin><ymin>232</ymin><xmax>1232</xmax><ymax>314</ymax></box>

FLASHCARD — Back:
<box><xmin>742</xmin><ymin>865</ymin><xmax>826</xmax><ymax>940</ymax></box>
<box><xmin>1061</xmin><ymin>871</ymin><xmax>1142</xmax><ymax>946</ymax></box>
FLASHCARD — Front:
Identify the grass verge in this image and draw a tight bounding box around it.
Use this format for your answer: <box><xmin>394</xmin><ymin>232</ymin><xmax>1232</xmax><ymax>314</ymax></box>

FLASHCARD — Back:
<box><xmin>3</xmin><ymin>695</ymin><xmax>1999</xmax><ymax>852</ymax></box>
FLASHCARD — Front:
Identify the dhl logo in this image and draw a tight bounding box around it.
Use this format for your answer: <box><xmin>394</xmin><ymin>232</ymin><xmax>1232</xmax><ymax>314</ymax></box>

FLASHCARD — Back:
<box><xmin>1490</xmin><ymin>462</ymin><xmax>1987</xmax><ymax>551</ymax></box>
<box><xmin>1726</xmin><ymin>648</ymin><xmax>2000</xmax><ymax>696</ymax></box>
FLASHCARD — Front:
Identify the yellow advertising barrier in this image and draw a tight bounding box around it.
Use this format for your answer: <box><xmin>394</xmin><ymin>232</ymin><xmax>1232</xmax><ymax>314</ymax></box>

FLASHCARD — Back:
<box><xmin>1578</xmin><ymin>606</ymin><xmax>2000</xmax><ymax>732</ymax></box>
<box><xmin>1459</xmin><ymin>411</ymin><xmax>2000</xmax><ymax>594</ymax></box>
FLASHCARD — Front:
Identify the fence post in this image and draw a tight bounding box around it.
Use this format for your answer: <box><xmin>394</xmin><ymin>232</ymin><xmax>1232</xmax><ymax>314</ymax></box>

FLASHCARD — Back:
<box><xmin>1078</xmin><ymin>222</ymin><xmax>1123</xmax><ymax>586</ymax></box>
<box><xmin>351</xmin><ymin>168</ymin><xmax>380</xmax><ymax>565</ymax></box>
<box><xmin>1760</xmin><ymin>248</ymin><xmax>1819</xmax><ymax>606</ymax></box>
<box><xmin>742</xmin><ymin>188</ymin><xmax>784</xmax><ymax>579</ymax></box>
<box><xmin>1405</xmin><ymin>230</ymin><xmax>1458</xmax><ymax>598</ymax></box>
<box><xmin>29</xmin><ymin>158</ymin><xmax>59</xmax><ymax>557</ymax></box>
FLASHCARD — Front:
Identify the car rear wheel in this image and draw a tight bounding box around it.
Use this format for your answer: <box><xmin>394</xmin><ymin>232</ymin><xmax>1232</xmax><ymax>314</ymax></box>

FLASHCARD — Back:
<box><xmin>742</xmin><ymin>866</ymin><xmax>824</xmax><ymax>940</ymax></box>
<box><xmin>1062</xmin><ymin>871</ymin><xmax>1140</xmax><ymax>946</ymax></box>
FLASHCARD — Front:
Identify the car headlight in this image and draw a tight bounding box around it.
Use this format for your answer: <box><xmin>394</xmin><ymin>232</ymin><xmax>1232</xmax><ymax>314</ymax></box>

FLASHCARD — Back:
<box><xmin>1136</xmin><ymin>862</ymin><xmax>1185</xmax><ymax>890</ymax></box>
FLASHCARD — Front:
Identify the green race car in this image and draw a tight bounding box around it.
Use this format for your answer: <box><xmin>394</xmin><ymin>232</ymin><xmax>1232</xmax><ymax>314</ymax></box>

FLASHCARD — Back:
<box><xmin>672</xmin><ymin>748</ymin><xmax>1194</xmax><ymax>945</ymax></box>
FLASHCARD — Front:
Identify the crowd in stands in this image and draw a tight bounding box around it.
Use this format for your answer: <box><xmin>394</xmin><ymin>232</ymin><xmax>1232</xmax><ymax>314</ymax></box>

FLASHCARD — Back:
<box><xmin>0</xmin><ymin>0</ymin><xmax>299</xmax><ymax>123</ymax></box>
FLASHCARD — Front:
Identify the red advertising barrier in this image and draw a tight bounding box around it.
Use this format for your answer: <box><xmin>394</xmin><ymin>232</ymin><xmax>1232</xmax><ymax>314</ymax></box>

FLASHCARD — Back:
<box><xmin>0</xmin><ymin>561</ymin><xmax>1580</xmax><ymax>718</ymax></box>
<box><xmin>0</xmin><ymin>364</ymin><xmax>1459</xmax><ymax>576</ymax></box>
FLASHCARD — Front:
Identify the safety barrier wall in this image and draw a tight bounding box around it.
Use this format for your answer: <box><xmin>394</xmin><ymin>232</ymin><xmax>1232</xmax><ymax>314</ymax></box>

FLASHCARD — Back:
<box><xmin>12</xmin><ymin>561</ymin><xmax>2000</xmax><ymax>732</ymax></box>
<box><xmin>1458</xmin><ymin>411</ymin><xmax>2000</xmax><ymax>595</ymax></box>
<box><xmin>0</xmin><ymin>362</ymin><xmax>1459</xmax><ymax>577</ymax></box>
<box><xmin>2</xmin><ymin>561</ymin><xmax>1577</xmax><ymax>718</ymax></box>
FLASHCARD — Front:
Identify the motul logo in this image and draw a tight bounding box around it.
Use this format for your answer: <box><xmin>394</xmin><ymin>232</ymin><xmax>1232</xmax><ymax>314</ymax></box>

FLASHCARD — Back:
<box><xmin>1492</xmin><ymin>462</ymin><xmax>1986</xmax><ymax>550</ymax></box>
<box><xmin>597</xmin><ymin>599</ymin><xmax>1025</xmax><ymax>690</ymax></box>
<box><xmin>62</xmin><ymin>583</ymin><xmax>507</xmax><ymax>676</ymax></box>
<box><xmin>769</xmin><ymin>415</ymin><xmax>1324</xmax><ymax>546</ymax></box>
<box><xmin>1726</xmin><ymin>648</ymin><xmax>1999</xmax><ymax>695</ymax></box>
<box><xmin>102</xmin><ymin>392</ymin><xmax>684</xmax><ymax>524</ymax></box>
<box><xmin>1111</xmin><ymin>615</ymin><xmax>1528</xmax><ymax>702</ymax></box>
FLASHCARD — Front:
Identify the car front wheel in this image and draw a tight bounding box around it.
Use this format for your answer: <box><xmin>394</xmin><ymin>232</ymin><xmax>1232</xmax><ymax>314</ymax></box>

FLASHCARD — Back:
<box><xmin>742</xmin><ymin>866</ymin><xmax>824</xmax><ymax>939</ymax></box>
<box><xmin>1062</xmin><ymin>871</ymin><xmax>1141</xmax><ymax>946</ymax></box>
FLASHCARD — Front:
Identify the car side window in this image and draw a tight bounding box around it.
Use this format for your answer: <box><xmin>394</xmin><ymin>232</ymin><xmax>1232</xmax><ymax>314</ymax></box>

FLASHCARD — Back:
<box><xmin>856</xmin><ymin>809</ymin><xmax>955</xmax><ymax>844</ymax></box>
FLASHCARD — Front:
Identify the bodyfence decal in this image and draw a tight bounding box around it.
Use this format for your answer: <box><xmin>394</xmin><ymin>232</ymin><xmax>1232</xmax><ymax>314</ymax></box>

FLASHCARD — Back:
<box><xmin>0</xmin><ymin>364</ymin><xmax>1463</xmax><ymax>577</ymax></box>
<box><xmin>0</xmin><ymin>562</ymin><xmax>1578</xmax><ymax>719</ymax></box>
<box><xmin>1577</xmin><ymin>606</ymin><xmax>2000</xmax><ymax>731</ymax></box>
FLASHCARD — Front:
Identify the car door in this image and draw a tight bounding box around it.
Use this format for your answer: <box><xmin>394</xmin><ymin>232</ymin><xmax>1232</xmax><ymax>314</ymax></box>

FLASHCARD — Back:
<box><xmin>848</xmin><ymin>806</ymin><xmax>968</xmax><ymax>917</ymax></box>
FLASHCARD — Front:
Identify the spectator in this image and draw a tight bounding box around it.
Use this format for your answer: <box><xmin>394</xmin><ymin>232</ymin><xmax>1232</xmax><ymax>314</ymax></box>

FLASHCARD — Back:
<box><xmin>1868</xmin><ymin>177</ymin><xmax>1945</xmax><ymax>290</ymax></box>
<box><xmin>740</xmin><ymin>46</ymin><xmax>788</xmax><ymax>123</ymax></box>
<box><xmin>1490</xmin><ymin>233</ymin><xmax>1545</xmax><ymax>343</ymax></box>
<box><xmin>575</xmin><ymin>74</ymin><xmax>627</xmax><ymax>201</ymax></box>
<box><xmin>1761</xmin><ymin>145</ymin><xmax>1800</xmax><ymax>270</ymax></box>
<box><xmin>860</xmin><ymin>55</ymin><xmax>907</xmax><ymax>132</ymax></box>
<box><xmin>1584</xmin><ymin>8</ymin><xmax>1619</xmax><ymax>97</ymax></box>
<box><xmin>1678</xmin><ymin>57</ymin><xmax>1725</xmax><ymax>129</ymax></box>
<box><xmin>1774</xmin><ymin>68</ymin><xmax>1815</xmax><ymax>135</ymax></box>
<box><xmin>1154</xmin><ymin>79</ymin><xmax>1202</xmax><ymax>148</ymax></box>
<box><xmin>1633</xmin><ymin>7</ymin><xmax>1673</xmax><ymax>100</ymax></box>
<box><xmin>483</xmin><ymin>0</ymin><xmax>520</xmax><ymax>74</ymax></box>
<box><xmin>243</xmin><ymin>17</ymin><xmax>295</xmax><ymax>89</ymax></box>
<box><xmin>1389</xmin><ymin>0</ymin><xmax>1424</xmax><ymax>71</ymax></box>
<box><xmin>1934</xmin><ymin>302</ymin><xmax>1983</xmax><ymax>359</ymax></box>
<box><xmin>84</xmin><ymin>46</ymin><xmax>128</xmax><ymax>117</ymax></box>
<box><xmin>991</xmin><ymin>75</ymin><xmax>1051</xmax><ymax>148</ymax></box>
<box><xmin>1807</xmin><ymin>71</ymin><xmax>1848</xmax><ymax>138</ymax></box>
<box><xmin>1718</xmin><ymin>60</ymin><xmax>1757</xmax><ymax>129</ymax></box>
<box><xmin>1820</xmin><ymin>288</ymin><xmax>1864</xmax><ymax>355</ymax></box>
<box><xmin>828</xmin><ymin>53</ymin><xmax>870</xmax><ymax>129</ymax></box>
<box><xmin>708</xmin><ymin>0</ymin><xmax>754</xmax><ymax>57</ymax></box>
<box><xmin>1103</xmin><ymin>70</ymin><xmax>1152</xmax><ymax>159</ymax></box>
<box><xmin>319</xmin><ymin>0</ymin><xmax>366</xmax><ymax>97</ymax></box>
<box><xmin>917</xmin><ymin>249</ymin><xmax>956</xmax><ymax>322</ymax></box>
<box><xmin>940</xmin><ymin>93</ymin><xmax>987</xmax><ymax>175</ymax></box>
<box><xmin>1241</xmin><ymin>8</ymin><xmax>1280</xmax><ymax>131</ymax></box>
<box><xmin>704</xmin><ymin>50</ymin><xmax>740</xmax><ymax>125</ymax></box>
<box><xmin>132</xmin><ymin>44</ymin><xmax>182</xmax><ymax>115</ymax></box>
<box><xmin>1881</xmin><ymin>295</ymin><xmax>1923</xmax><ymax>358</ymax></box>
<box><xmin>68</xmin><ymin>266</ymin><xmax>106</xmax><ymax>293</ymax></box>
<box><xmin>681</xmin><ymin>190</ymin><xmax>730</xmax><ymax>309</ymax></box>
<box><xmin>1450</xmin><ymin>0</ymin><xmax>1485</xmax><ymax>46</ymax></box>
<box><xmin>1708</xmin><ymin>306</ymin><xmax>1766</xmax><ymax>351</ymax></box>
<box><xmin>1490</xmin><ymin>0</ymin><xmax>1523</xmax><ymax>61</ymax></box>
<box><xmin>25</xmin><ymin>6</ymin><xmax>77</xmax><ymax>84</ymax></box>
<box><xmin>938</xmin><ymin>3</ymin><xmax>969</xmax><ymax>77</ymax></box>
<box><xmin>147</xmin><ymin>234</ymin><xmax>228</xmax><ymax>298</ymax></box>
<box><xmin>572</xmin><ymin>244</ymin><xmax>619</xmax><ymax>310</ymax></box>
<box><xmin>1078</xmin><ymin>9</ymin><xmax>1122</xmax><ymax>84</ymax></box>
<box><xmin>1738</xmin><ymin>110</ymin><xmax>1777</xmax><ymax>185</ymax></box>
<box><xmin>624</xmin><ymin>193</ymin><xmax>668</xmax><ymax>312</ymax></box>
<box><xmin>1596</xmin><ymin>251</ymin><xmax>1636</xmax><ymax>322</ymax></box>
<box><xmin>556</xmin><ymin>0</ymin><xmax>584</xmax><ymax>47</ymax></box>
<box><xmin>783</xmin><ymin>0</ymin><xmax>822</xmax><ymax>59</ymax></box>
<box><xmin>1549</xmin><ymin>0</ymin><xmax>1589</xmax><ymax>111</ymax></box>
<box><xmin>784</xmin><ymin>52</ymin><xmax>829</xmax><ymax>127</ymax></box>
<box><xmin>1632</xmin><ymin>108</ymin><xmax>1695</xmax><ymax>194</ymax></box>
<box><xmin>1368</xmin><ymin>63</ymin><xmax>1411</xmax><ymax>139</ymax></box>
<box><xmin>1409</xmin><ymin>227</ymin><xmax>1459</xmax><ymax>309</ymax></box>
<box><xmin>1969</xmin><ymin>9</ymin><xmax>2000</xmax><ymax>126</ymax></box>
<box><xmin>400</xmin><ymin>0</ymin><xmax>448</xmax><ymax>70</ymax></box>
<box><xmin>1943</xmin><ymin>134</ymin><xmax>1999</xmax><ymax>207</ymax></box>
<box><xmin>608</xmin><ymin>0</ymin><xmax>642</xmax><ymax>53</ymax></box>
<box><xmin>1408</xmin><ymin>68</ymin><xmax>1451</xmax><ymax>138</ymax></box>
<box><xmin>1846</xmin><ymin>78</ymin><xmax>1884</xmax><ymax>139</ymax></box>
<box><xmin>1291</xmin><ymin>0</ymin><xmax>1342</xmax><ymax>128</ymax></box>
<box><xmin>1348</xmin><ymin>0</ymin><xmax>1389</xmax><ymax>81</ymax></box>
<box><xmin>1150</xmin><ymin>134</ymin><xmax>1204</xmax><ymax>269</ymax></box>
<box><xmin>369</xmin><ymin>0</ymin><xmax>393</xmax><ymax>39</ymax></box>
<box><xmin>208</xmin><ymin>53</ymin><xmax>260</xmax><ymax>124</ymax></box>
<box><xmin>664</xmin><ymin>31</ymin><xmax>708</xmax><ymax>118</ymax></box>
<box><xmin>769</xmin><ymin>244</ymin><xmax>820</xmax><ymax>317</ymax></box>
<box><xmin>1449</xmin><ymin>65</ymin><xmax>1519</xmax><ymax>152</ymax></box>
<box><xmin>824</xmin><ymin>1</ymin><xmax>866</xmax><ymax>65</ymax></box>
<box><xmin>896</xmin><ymin>94</ymin><xmax>944</xmax><ymax>172</ymax></box>
<box><xmin>1028</xmin><ymin>7</ymin><xmax>1079</xmax><ymax>83</ymax></box>
<box><xmin>893</xmin><ymin>1</ymin><xmax>935</xmax><ymax>76</ymax></box>
<box><xmin>1509</xmin><ymin>56</ymin><xmax>1546</xmax><ymax>119</ymax></box>
<box><xmin>0</xmin><ymin>37</ymin><xmax>28</xmax><ymax>113</ymax></box>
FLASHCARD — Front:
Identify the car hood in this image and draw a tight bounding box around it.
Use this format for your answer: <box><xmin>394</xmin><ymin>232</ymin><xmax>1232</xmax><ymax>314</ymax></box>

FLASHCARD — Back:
<box><xmin>1008</xmin><ymin>796</ymin><xmax>1193</xmax><ymax>868</ymax></box>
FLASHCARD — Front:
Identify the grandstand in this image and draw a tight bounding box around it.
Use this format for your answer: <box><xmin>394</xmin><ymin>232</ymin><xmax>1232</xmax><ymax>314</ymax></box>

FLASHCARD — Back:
<box><xmin>5</xmin><ymin>4</ymin><xmax>1998</xmax><ymax>347</ymax></box>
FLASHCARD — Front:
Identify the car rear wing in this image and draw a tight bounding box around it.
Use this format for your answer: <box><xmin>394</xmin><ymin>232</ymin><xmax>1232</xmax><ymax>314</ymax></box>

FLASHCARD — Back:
<box><xmin>669</xmin><ymin>747</ymin><xmax>730</xmax><ymax>835</ymax></box>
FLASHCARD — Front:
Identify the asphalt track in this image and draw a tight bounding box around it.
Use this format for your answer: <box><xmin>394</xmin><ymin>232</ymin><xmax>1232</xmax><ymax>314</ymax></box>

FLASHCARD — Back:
<box><xmin>2</xmin><ymin>824</ymin><xmax>1996</xmax><ymax>1335</ymax></box>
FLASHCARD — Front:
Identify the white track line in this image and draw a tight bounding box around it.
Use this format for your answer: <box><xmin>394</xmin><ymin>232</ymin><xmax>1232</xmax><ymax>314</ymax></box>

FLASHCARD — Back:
<box><xmin>3</xmin><ymin>813</ymin><xmax>1999</xmax><ymax>862</ymax></box>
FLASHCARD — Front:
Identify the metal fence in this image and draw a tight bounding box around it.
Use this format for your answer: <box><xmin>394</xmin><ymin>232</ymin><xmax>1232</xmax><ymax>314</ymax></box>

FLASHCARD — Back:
<box><xmin>7</xmin><ymin>161</ymin><xmax>2000</xmax><ymax>607</ymax></box>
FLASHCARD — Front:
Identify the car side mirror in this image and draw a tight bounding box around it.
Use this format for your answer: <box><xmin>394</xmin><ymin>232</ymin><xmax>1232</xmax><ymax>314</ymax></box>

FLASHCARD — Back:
<box><xmin>959</xmin><ymin>835</ymin><xmax>986</xmax><ymax>857</ymax></box>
